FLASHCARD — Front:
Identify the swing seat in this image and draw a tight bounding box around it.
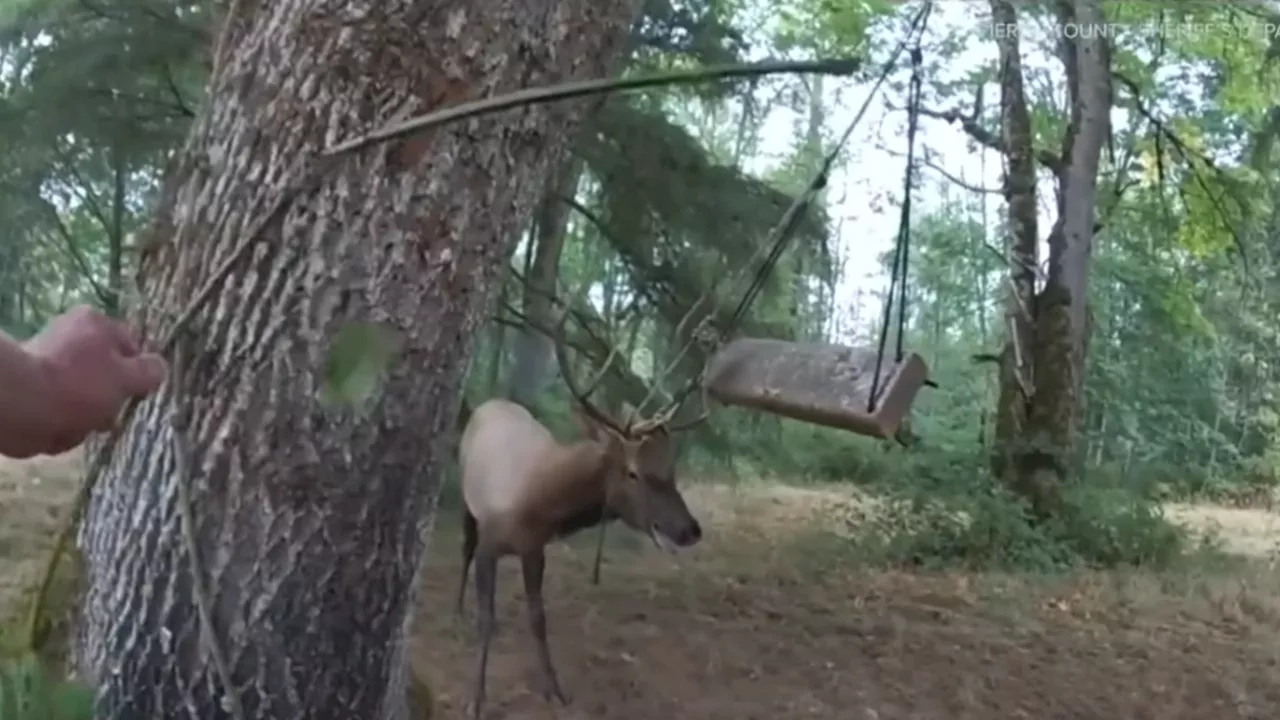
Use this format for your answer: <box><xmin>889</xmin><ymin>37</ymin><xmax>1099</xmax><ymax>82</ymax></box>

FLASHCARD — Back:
<box><xmin>703</xmin><ymin>337</ymin><xmax>930</xmax><ymax>439</ymax></box>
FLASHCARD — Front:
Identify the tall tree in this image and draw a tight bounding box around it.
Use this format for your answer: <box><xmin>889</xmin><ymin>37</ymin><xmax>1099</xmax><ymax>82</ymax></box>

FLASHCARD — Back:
<box><xmin>71</xmin><ymin>1</ymin><xmax>643</xmax><ymax>718</ymax></box>
<box><xmin>977</xmin><ymin>0</ymin><xmax>1112</xmax><ymax>514</ymax></box>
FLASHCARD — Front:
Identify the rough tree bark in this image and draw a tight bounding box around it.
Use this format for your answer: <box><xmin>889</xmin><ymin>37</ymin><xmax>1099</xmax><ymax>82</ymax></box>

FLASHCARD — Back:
<box><xmin>71</xmin><ymin>1</ymin><xmax>642</xmax><ymax>718</ymax></box>
<box><xmin>988</xmin><ymin>0</ymin><xmax>1110</xmax><ymax>516</ymax></box>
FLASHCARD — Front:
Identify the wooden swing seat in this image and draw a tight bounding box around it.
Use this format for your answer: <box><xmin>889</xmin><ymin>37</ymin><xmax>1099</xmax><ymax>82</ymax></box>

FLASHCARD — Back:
<box><xmin>703</xmin><ymin>337</ymin><xmax>929</xmax><ymax>439</ymax></box>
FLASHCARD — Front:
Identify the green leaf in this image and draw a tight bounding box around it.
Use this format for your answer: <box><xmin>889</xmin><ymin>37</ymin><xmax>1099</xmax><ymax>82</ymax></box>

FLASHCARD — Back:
<box><xmin>318</xmin><ymin>322</ymin><xmax>404</xmax><ymax>411</ymax></box>
<box><xmin>11</xmin><ymin>651</ymin><xmax>52</xmax><ymax>720</ymax></box>
<box><xmin>0</xmin><ymin>653</ymin><xmax>94</xmax><ymax>720</ymax></box>
<box><xmin>50</xmin><ymin>680</ymin><xmax>94</xmax><ymax>720</ymax></box>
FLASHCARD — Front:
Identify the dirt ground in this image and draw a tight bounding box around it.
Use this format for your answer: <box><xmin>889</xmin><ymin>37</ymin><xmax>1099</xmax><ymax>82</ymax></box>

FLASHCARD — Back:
<box><xmin>4</xmin><ymin>455</ymin><xmax>1280</xmax><ymax>719</ymax></box>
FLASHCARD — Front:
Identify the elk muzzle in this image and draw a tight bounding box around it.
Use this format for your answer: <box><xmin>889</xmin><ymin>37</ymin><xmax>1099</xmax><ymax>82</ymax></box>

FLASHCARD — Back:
<box><xmin>644</xmin><ymin>488</ymin><xmax>702</xmax><ymax>553</ymax></box>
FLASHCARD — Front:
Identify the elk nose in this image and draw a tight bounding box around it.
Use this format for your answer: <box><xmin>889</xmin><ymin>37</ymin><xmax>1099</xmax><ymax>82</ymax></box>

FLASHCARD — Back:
<box><xmin>684</xmin><ymin>519</ymin><xmax>703</xmax><ymax>545</ymax></box>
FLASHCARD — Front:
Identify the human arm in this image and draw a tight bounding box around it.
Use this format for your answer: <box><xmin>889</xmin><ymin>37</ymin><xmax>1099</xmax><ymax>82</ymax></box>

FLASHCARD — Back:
<box><xmin>0</xmin><ymin>329</ymin><xmax>60</xmax><ymax>458</ymax></box>
<box><xmin>0</xmin><ymin>306</ymin><xmax>168</xmax><ymax>459</ymax></box>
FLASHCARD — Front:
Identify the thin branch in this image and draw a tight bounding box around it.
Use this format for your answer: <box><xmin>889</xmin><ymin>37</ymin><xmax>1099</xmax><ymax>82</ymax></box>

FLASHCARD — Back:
<box><xmin>325</xmin><ymin>58</ymin><xmax>861</xmax><ymax>157</ymax></box>
<box><xmin>551</xmin><ymin>194</ymin><xmax>672</xmax><ymax>311</ymax></box>
<box><xmin>902</xmin><ymin>102</ymin><xmax>1064</xmax><ymax>172</ymax></box>
<box><xmin>30</xmin><ymin>193</ymin><xmax>114</xmax><ymax>305</ymax></box>
<box><xmin>1006</xmin><ymin>314</ymin><xmax>1034</xmax><ymax>399</ymax></box>
<box><xmin>555</xmin><ymin>193</ymin><xmax>623</xmax><ymax>248</ymax></box>
<box><xmin>493</xmin><ymin>305</ymin><xmax>598</xmax><ymax>359</ymax></box>
<box><xmin>921</xmin><ymin>156</ymin><xmax>1001</xmax><ymax>194</ymax></box>
<box><xmin>170</xmin><ymin>349</ymin><xmax>245</xmax><ymax>720</ymax></box>
<box><xmin>50</xmin><ymin>142</ymin><xmax>113</xmax><ymax>233</ymax></box>
<box><xmin>162</xmin><ymin>64</ymin><xmax>198</xmax><ymax>118</ymax></box>
<box><xmin>1112</xmin><ymin>70</ymin><xmax>1250</xmax><ymax>271</ymax></box>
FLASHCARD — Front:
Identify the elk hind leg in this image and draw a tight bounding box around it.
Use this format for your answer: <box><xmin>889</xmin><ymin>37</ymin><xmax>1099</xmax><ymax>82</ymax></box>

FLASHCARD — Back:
<box><xmin>521</xmin><ymin>549</ymin><xmax>569</xmax><ymax>705</ymax></box>
<box><xmin>466</xmin><ymin>546</ymin><xmax>498</xmax><ymax>720</ymax></box>
<box><xmin>456</xmin><ymin>507</ymin><xmax>479</xmax><ymax>616</ymax></box>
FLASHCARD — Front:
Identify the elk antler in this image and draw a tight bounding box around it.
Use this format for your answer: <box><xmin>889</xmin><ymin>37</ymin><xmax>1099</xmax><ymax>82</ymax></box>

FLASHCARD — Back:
<box><xmin>636</xmin><ymin>386</ymin><xmax>709</xmax><ymax>435</ymax></box>
<box><xmin>665</xmin><ymin>404</ymin><xmax>711</xmax><ymax>433</ymax></box>
<box><xmin>552</xmin><ymin>304</ymin><xmax>627</xmax><ymax>437</ymax></box>
<box><xmin>547</xmin><ymin>285</ymin><xmax>709</xmax><ymax>438</ymax></box>
<box><xmin>635</xmin><ymin>322</ymin><xmax>717</xmax><ymax>436</ymax></box>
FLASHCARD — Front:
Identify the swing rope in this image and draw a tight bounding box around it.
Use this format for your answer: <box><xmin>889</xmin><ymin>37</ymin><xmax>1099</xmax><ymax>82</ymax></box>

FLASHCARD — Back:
<box><xmin>647</xmin><ymin>2</ymin><xmax>936</xmax><ymax>420</ymax></box>
<box><xmin>583</xmin><ymin>6</ymin><xmax>936</xmax><ymax>584</ymax></box>
<box><xmin>868</xmin><ymin>10</ymin><xmax>930</xmax><ymax>413</ymax></box>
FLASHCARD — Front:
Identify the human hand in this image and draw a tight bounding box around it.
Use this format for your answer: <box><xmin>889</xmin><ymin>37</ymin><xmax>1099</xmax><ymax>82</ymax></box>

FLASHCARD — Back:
<box><xmin>21</xmin><ymin>305</ymin><xmax>168</xmax><ymax>454</ymax></box>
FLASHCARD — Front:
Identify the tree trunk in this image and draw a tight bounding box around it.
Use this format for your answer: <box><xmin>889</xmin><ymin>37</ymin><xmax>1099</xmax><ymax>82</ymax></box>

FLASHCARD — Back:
<box><xmin>485</xmin><ymin>279</ymin><xmax>510</xmax><ymax>394</ymax></box>
<box><xmin>507</xmin><ymin>157</ymin><xmax>583</xmax><ymax>406</ymax></box>
<box><xmin>1020</xmin><ymin>0</ymin><xmax>1109</xmax><ymax>488</ymax></box>
<box><xmin>72</xmin><ymin>1</ymin><xmax>642</xmax><ymax>718</ymax></box>
<box><xmin>791</xmin><ymin>73</ymin><xmax>826</xmax><ymax>342</ymax></box>
<box><xmin>987</xmin><ymin>0</ymin><xmax>1041</xmax><ymax>503</ymax></box>
<box><xmin>989</xmin><ymin>0</ymin><xmax>1110</xmax><ymax>517</ymax></box>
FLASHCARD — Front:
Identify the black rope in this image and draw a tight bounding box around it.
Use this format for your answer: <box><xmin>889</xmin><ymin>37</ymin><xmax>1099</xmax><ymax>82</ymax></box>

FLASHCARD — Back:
<box><xmin>728</xmin><ymin>188</ymin><xmax>818</xmax><ymax>329</ymax></box>
<box><xmin>868</xmin><ymin>15</ymin><xmax>929</xmax><ymax>413</ymax></box>
<box><xmin>897</xmin><ymin>53</ymin><xmax>921</xmax><ymax>362</ymax></box>
<box><xmin>658</xmin><ymin>4</ymin><xmax>935</xmax><ymax>417</ymax></box>
<box><xmin>727</xmin><ymin>4</ymin><xmax>934</xmax><ymax>335</ymax></box>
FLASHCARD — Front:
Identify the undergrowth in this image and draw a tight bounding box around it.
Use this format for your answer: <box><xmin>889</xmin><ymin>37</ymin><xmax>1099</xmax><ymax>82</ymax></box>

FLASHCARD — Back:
<box><xmin>844</xmin><ymin>480</ymin><xmax>1209</xmax><ymax>572</ymax></box>
<box><xmin>688</xmin><ymin>422</ymin><xmax>1230</xmax><ymax>574</ymax></box>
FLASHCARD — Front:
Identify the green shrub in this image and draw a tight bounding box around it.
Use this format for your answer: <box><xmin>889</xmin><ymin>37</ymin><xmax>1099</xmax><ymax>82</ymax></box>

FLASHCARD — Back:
<box><xmin>844</xmin><ymin>458</ymin><xmax>1193</xmax><ymax>573</ymax></box>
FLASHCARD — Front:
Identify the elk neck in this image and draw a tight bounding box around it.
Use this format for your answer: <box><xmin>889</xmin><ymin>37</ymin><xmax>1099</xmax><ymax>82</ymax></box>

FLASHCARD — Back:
<box><xmin>536</xmin><ymin>436</ymin><xmax>616</xmax><ymax>540</ymax></box>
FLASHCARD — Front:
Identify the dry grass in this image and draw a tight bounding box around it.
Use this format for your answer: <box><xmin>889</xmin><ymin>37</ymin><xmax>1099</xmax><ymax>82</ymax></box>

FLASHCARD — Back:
<box><xmin>1166</xmin><ymin>502</ymin><xmax>1280</xmax><ymax>557</ymax></box>
<box><xmin>3</xmin><ymin>454</ymin><xmax>1280</xmax><ymax>718</ymax></box>
<box><xmin>0</xmin><ymin>452</ymin><xmax>82</xmax><ymax>629</ymax></box>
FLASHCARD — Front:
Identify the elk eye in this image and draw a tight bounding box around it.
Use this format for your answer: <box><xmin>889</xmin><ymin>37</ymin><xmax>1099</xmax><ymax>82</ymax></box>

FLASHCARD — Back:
<box><xmin>627</xmin><ymin>469</ymin><xmax>641</xmax><ymax>482</ymax></box>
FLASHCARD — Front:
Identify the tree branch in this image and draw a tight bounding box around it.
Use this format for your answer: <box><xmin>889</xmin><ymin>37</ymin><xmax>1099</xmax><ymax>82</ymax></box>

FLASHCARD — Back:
<box><xmin>50</xmin><ymin>140</ymin><xmax>114</xmax><ymax>233</ymax></box>
<box><xmin>169</xmin><ymin>349</ymin><xmax>245</xmax><ymax>720</ymax></box>
<box><xmin>1112</xmin><ymin>70</ymin><xmax>1250</xmax><ymax>270</ymax></box>
<box><xmin>920</xmin><ymin>155</ymin><xmax>1002</xmax><ymax>194</ymax></box>
<box><xmin>906</xmin><ymin>102</ymin><xmax>1064</xmax><ymax>172</ymax></box>
<box><xmin>30</xmin><ymin>192</ymin><xmax>114</xmax><ymax>306</ymax></box>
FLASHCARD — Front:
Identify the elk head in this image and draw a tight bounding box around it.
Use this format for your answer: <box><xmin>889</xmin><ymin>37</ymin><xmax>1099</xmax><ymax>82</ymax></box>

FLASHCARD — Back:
<box><xmin>573</xmin><ymin>405</ymin><xmax>702</xmax><ymax>549</ymax></box>
<box><xmin>553</xmin><ymin>308</ymin><xmax>707</xmax><ymax>552</ymax></box>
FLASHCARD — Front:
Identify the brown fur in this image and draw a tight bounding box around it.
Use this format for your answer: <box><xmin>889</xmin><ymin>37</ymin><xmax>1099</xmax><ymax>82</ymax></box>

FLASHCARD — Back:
<box><xmin>458</xmin><ymin>401</ymin><xmax>608</xmax><ymax>553</ymax></box>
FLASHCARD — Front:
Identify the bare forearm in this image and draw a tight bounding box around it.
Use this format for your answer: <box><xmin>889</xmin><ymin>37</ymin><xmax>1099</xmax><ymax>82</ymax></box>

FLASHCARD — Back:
<box><xmin>0</xmin><ymin>306</ymin><xmax>166</xmax><ymax>458</ymax></box>
<box><xmin>0</xmin><ymin>329</ymin><xmax>54</xmax><ymax>457</ymax></box>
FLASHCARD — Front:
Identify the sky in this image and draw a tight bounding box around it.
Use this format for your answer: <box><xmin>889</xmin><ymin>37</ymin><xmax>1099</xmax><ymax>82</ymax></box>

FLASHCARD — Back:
<box><xmin>732</xmin><ymin>0</ymin><xmax>1155</xmax><ymax>343</ymax></box>
<box><xmin>734</xmin><ymin>0</ymin><xmax>1259</xmax><ymax>343</ymax></box>
<box><xmin>739</xmin><ymin>2</ymin><xmax>1001</xmax><ymax>343</ymax></box>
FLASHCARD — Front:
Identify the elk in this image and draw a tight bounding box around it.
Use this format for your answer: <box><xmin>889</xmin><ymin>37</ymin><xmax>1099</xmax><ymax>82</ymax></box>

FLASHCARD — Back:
<box><xmin>454</xmin><ymin>311</ymin><xmax>706</xmax><ymax>720</ymax></box>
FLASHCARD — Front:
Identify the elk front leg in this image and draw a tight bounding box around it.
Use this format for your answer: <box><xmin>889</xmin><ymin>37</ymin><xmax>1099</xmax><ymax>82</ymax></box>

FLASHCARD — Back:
<box><xmin>467</xmin><ymin>547</ymin><xmax>498</xmax><ymax>720</ymax></box>
<box><xmin>521</xmin><ymin>549</ymin><xmax>569</xmax><ymax>705</ymax></box>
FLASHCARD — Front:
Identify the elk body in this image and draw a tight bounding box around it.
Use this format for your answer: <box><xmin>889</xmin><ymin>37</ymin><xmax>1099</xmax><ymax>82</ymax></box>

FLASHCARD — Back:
<box><xmin>455</xmin><ymin>327</ymin><xmax>706</xmax><ymax>720</ymax></box>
